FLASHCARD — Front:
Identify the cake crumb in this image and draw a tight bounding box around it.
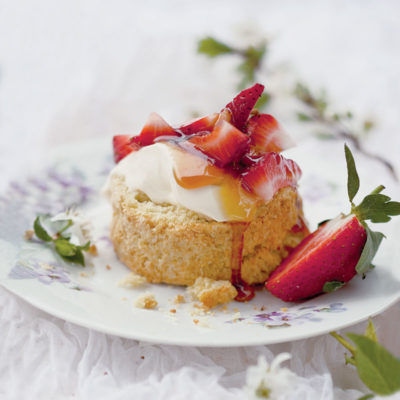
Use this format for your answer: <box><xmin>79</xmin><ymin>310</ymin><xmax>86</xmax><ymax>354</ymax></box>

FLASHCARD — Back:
<box><xmin>173</xmin><ymin>294</ymin><xmax>185</xmax><ymax>304</ymax></box>
<box><xmin>106</xmin><ymin>265</ymin><xmax>112</xmax><ymax>270</ymax></box>
<box><xmin>88</xmin><ymin>244</ymin><xmax>98</xmax><ymax>256</ymax></box>
<box><xmin>134</xmin><ymin>292</ymin><xmax>158</xmax><ymax>309</ymax></box>
<box><xmin>141</xmin><ymin>356</ymin><xmax>145</xmax><ymax>360</ymax></box>
<box><xmin>233</xmin><ymin>307</ymin><xmax>239</xmax><ymax>313</ymax></box>
<box><xmin>169</xmin><ymin>309</ymin><xmax>176</xmax><ymax>314</ymax></box>
<box><xmin>80</xmin><ymin>272</ymin><xmax>88</xmax><ymax>278</ymax></box>
<box><xmin>280</xmin><ymin>307</ymin><xmax>288</xmax><ymax>312</ymax></box>
<box><xmin>188</xmin><ymin>277</ymin><xmax>237</xmax><ymax>309</ymax></box>
<box><xmin>24</xmin><ymin>230</ymin><xmax>34</xmax><ymax>240</ymax></box>
<box><xmin>193</xmin><ymin>319</ymin><xmax>199</xmax><ymax>325</ymax></box>
<box><xmin>118</xmin><ymin>272</ymin><xmax>147</xmax><ymax>288</ymax></box>
<box><xmin>260</xmin><ymin>306</ymin><xmax>265</xmax><ymax>311</ymax></box>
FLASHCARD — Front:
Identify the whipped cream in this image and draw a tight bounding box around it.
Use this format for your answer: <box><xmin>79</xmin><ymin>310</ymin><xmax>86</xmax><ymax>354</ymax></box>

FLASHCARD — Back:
<box><xmin>105</xmin><ymin>143</ymin><xmax>228</xmax><ymax>221</ymax></box>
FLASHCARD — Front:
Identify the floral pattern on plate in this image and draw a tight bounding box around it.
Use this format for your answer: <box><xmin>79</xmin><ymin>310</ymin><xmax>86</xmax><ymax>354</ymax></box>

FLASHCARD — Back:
<box><xmin>226</xmin><ymin>302</ymin><xmax>346</xmax><ymax>327</ymax></box>
<box><xmin>8</xmin><ymin>258</ymin><xmax>90</xmax><ymax>291</ymax></box>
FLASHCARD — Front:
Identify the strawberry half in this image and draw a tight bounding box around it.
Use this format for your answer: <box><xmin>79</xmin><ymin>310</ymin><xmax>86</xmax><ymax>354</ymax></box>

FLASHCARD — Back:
<box><xmin>241</xmin><ymin>152</ymin><xmax>301</xmax><ymax>201</ymax></box>
<box><xmin>132</xmin><ymin>112</ymin><xmax>179</xmax><ymax>146</ymax></box>
<box><xmin>267</xmin><ymin>215</ymin><xmax>367</xmax><ymax>301</ymax></box>
<box><xmin>113</xmin><ymin>135</ymin><xmax>141</xmax><ymax>163</ymax></box>
<box><xmin>224</xmin><ymin>83</ymin><xmax>264</xmax><ymax>130</ymax></box>
<box><xmin>266</xmin><ymin>144</ymin><xmax>400</xmax><ymax>302</ymax></box>
<box><xmin>246</xmin><ymin>113</ymin><xmax>295</xmax><ymax>153</ymax></box>
<box><xmin>187</xmin><ymin>119</ymin><xmax>250</xmax><ymax>167</ymax></box>
<box><xmin>179</xmin><ymin>113</ymin><xmax>219</xmax><ymax>135</ymax></box>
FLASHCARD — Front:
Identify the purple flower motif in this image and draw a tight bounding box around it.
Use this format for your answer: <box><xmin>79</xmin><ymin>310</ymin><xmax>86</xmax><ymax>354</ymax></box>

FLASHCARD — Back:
<box><xmin>226</xmin><ymin>302</ymin><xmax>347</xmax><ymax>327</ymax></box>
<box><xmin>9</xmin><ymin>260</ymin><xmax>71</xmax><ymax>285</ymax></box>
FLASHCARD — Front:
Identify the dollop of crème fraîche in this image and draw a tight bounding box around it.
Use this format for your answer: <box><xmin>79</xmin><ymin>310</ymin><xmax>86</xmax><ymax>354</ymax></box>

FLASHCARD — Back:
<box><xmin>105</xmin><ymin>143</ymin><xmax>225</xmax><ymax>221</ymax></box>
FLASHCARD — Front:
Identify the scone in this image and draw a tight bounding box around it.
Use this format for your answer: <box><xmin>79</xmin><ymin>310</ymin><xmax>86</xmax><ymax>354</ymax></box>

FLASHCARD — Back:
<box><xmin>106</xmin><ymin>83</ymin><xmax>308</xmax><ymax>302</ymax></box>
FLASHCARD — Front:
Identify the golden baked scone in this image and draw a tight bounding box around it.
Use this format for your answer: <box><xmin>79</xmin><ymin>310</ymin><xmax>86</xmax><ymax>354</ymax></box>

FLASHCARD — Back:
<box><xmin>109</xmin><ymin>174</ymin><xmax>306</xmax><ymax>286</ymax></box>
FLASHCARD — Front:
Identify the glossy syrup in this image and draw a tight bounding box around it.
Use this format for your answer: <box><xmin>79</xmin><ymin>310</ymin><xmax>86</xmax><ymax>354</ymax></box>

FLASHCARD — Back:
<box><xmin>170</xmin><ymin>142</ymin><xmax>258</xmax><ymax>301</ymax></box>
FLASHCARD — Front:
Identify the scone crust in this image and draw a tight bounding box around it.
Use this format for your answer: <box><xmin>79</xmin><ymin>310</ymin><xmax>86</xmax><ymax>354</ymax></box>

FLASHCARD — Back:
<box><xmin>109</xmin><ymin>175</ymin><xmax>306</xmax><ymax>286</ymax></box>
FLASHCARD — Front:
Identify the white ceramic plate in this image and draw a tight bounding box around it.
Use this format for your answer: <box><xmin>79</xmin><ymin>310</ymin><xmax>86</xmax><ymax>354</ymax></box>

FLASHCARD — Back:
<box><xmin>1</xmin><ymin>138</ymin><xmax>399</xmax><ymax>347</ymax></box>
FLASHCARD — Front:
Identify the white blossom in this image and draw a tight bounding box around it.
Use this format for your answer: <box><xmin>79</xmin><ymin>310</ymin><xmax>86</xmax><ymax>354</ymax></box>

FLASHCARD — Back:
<box><xmin>244</xmin><ymin>353</ymin><xmax>296</xmax><ymax>400</ymax></box>
<box><xmin>45</xmin><ymin>209</ymin><xmax>92</xmax><ymax>246</ymax></box>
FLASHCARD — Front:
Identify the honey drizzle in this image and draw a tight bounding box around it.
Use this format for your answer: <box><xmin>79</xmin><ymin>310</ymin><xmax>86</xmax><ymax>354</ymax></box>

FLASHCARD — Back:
<box><xmin>230</xmin><ymin>222</ymin><xmax>254</xmax><ymax>302</ymax></box>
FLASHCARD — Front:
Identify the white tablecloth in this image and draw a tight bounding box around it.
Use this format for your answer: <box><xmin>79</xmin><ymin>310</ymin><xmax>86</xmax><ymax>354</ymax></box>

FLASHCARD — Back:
<box><xmin>1</xmin><ymin>1</ymin><xmax>400</xmax><ymax>398</ymax></box>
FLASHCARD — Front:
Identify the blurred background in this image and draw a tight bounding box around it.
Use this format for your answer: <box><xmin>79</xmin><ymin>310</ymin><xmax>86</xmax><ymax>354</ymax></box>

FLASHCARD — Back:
<box><xmin>1</xmin><ymin>0</ymin><xmax>400</xmax><ymax>193</ymax></box>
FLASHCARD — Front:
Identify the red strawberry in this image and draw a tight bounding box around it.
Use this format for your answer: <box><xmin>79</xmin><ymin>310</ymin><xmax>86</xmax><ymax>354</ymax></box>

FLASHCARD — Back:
<box><xmin>187</xmin><ymin>119</ymin><xmax>250</xmax><ymax>167</ymax></box>
<box><xmin>266</xmin><ymin>215</ymin><xmax>367</xmax><ymax>301</ymax></box>
<box><xmin>179</xmin><ymin>113</ymin><xmax>219</xmax><ymax>135</ymax></box>
<box><xmin>246</xmin><ymin>114</ymin><xmax>295</xmax><ymax>153</ymax></box>
<box><xmin>113</xmin><ymin>135</ymin><xmax>141</xmax><ymax>163</ymax></box>
<box><xmin>132</xmin><ymin>112</ymin><xmax>179</xmax><ymax>146</ymax></box>
<box><xmin>241</xmin><ymin>153</ymin><xmax>301</xmax><ymax>201</ymax></box>
<box><xmin>224</xmin><ymin>83</ymin><xmax>264</xmax><ymax>130</ymax></box>
<box><xmin>266</xmin><ymin>144</ymin><xmax>400</xmax><ymax>302</ymax></box>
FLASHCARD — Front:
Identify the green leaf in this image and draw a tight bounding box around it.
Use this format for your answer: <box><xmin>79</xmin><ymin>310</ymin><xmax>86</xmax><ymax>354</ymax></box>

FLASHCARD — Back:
<box><xmin>323</xmin><ymin>281</ymin><xmax>345</xmax><ymax>293</ymax></box>
<box><xmin>344</xmin><ymin>144</ymin><xmax>360</xmax><ymax>203</ymax></box>
<box><xmin>254</xmin><ymin>92</ymin><xmax>270</xmax><ymax>110</ymax></box>
<box><xmin>364</xmin><ymin>320</ymin><xmax>378</xmax><ymax>343</ymax></box>
<box><xmin>197</xmin><ymin>37</ymin><xmax>233</xmax><ymax>57</ymax></box>
<box><xmin>355</xmin><ymin>194</ymin><xmax>400</xmax><ymax>223</ymax></box>
<box><xmin>358</xmin><ymin>395</ymin><xmax>374</xmax><ymax>400</ymax></box>
<box><xmin>55</xmin><ymin>239</ymin><xmax>78</xmax><ymax>257</ymax></box>
<box><xmin>297</xmin><ymin>112</ymin><xmax>312</xmax><ymax>121</ymax></box>
<box><xmin>330</xmin><ymin>331</ymin><xmax>356</xmax><ymax>357</ymax></box>
<box><xmin>347</xmin><ymin>333</ymin><xmax>400</xmax><ymax>395</ymax></box>
<box><xmin>33</xmin><ymin>216</ymin><xmax>53</xmax><ymax>242</ymax></box>
<box><xmin>318</xmin><ymin>219</ymin><xmax>331</xmax><ymax>227</ymax></box>
<box><xmin>355</xmin><ymin>225</ymin><xmax>384</xmax><ymax>276</ymax></box>
<box><xmin>62</xmin><ymin>249</ymin><xmax>85</xmax><ymax>266</ymax></box>
<box><xmin>78</xmin><ymin>241</ymin><xmax>91</xmax><ymax>251</ymax></box>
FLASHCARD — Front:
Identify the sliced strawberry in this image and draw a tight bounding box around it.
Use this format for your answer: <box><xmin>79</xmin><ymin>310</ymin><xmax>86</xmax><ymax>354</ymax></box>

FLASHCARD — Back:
<box><xmin>241</xmin><ymin>153</ymin><xmax>301</xmax><ymax>201</ymax></box>
<box><xmin>224</xmin><ymin>83</ymin><xmax>264</xmax><ymax>130</ymax></box>
<box><xmin>132</xmin><ymin>112</ymin><xmax>179</xmax><ymax>146</ymax></box>
<box><xmin>266</xmin><ymin>215</ymin><xmax>367</xmax><ymax>302</ymax></box>
<box><xmin>179</xmin><ymin>113</ymin><xmax>219</xmax><ymax>135</ymax></box>
<box><xmin>113</xmin><ymin>135</ymin><xmax>141</xmax><ymax>163</ymax></box>
<box><xmin>187</xmin><ymin>119</ymin><xmax>250</xmax><ymax>167</ymax></box>
<box><xmin>246</xmin><ymin>114</ymin><xmax>295</xmax><ymax>153</ymax></box>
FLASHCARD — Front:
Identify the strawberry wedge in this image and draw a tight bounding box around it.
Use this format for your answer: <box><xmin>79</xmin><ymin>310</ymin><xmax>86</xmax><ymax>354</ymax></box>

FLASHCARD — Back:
<box><xmin>247</xmin><ymin>114</ymin><xmax>295</xmax><ymax>153</ymax></box>
<box><xmin>113</xmin><ymin>135</ymin><xmax>141</xmax><ymax>163</ymax></box>
<box><xmin>225</xmin><ymin>83</ymin><xmax>264</xmax><ymax>130</ymax></box>
<box><xmin>241</xmin><ymin>153</ymin><xmax>301</xmax><ymax>201</ymax></box>
<box><xmin>267</xmin><ymin>215</ymin><xmax>366</xmax><ymax>301</ymax></box>
<box><xmin>179</xmin><ymin>113</ymin><xmax>219</xmax><ymax>135</ymax></box>
<box><xmin>266</xmin><ymin>144</ymin><xmax>400</xmax><ymax>302</ymax></box>
<box><xmin>132</xmin><ymin>112</ymin><xmax>179</xmax><ymax>146</ymax></box>
<box><xmin>188</xmin><ymin>119</ymin><xmax>250</xmax><ymax>167</ymax></box>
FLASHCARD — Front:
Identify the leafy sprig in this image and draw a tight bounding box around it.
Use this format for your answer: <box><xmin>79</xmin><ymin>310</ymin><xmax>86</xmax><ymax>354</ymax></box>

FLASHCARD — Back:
<box><xmin>295</xmin><ymin>83</ymin><xmax>398</xmax><ymax>181</ymax></box>
<box><xmin>331</xmin><ymin>320</ymin><xmax>400</xmax><ymax>398</ymax></box>
<box><xmin>196</xmin><ymin>34</ymin><xmax>398</xmax><ymax>180</ymax></box>
<box><xmin>33</xmin><ymin>215</ymin><xmax>90</xmax><ymax>266</ymax></box>
<box><xmin>197</xmin><ymin>36</ymin><xmax>270</xmax><ymax>108</ymax></box>
<box><xmin>343</xmin><ymin>144</ymin><xmax>400</xmax><ymax>276</ymax></box>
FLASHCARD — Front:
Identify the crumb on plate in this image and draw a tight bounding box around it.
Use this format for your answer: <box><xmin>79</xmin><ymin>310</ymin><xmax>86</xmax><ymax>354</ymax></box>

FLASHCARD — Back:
<box><xmin>88</xmin><ymin>244</ymin><xmax>98</xmax><ymax>256</ymax></box>
<box><xmin>134</xmin><ymin>292</ymin><xmax>158</xmax><ymax>309</ymax></box>
<box><xmin>188</xmin><ymin>277</ymin><xmax>237</xmax><ymax>309</ymax></box>
<box><xmin>24</xmin><ymin>230</ymin><xmax>34</xmax><ymax>240</ymax></box>
<box><xmin>118</xmin><ymin>272</ymin><xmax>147</xmax><ymax>288</ymax></box>
<box><xmin>173</xmin><ymin>294</ymin><xmax>185</xmax><ymax>305</ymax></box>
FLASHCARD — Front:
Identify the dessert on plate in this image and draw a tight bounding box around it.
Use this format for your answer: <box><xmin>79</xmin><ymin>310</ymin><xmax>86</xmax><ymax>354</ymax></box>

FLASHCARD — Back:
<box><xmin>105</xmin><ymin>84</ymin><xmax>308</xmax><ymax>303</ymax></box>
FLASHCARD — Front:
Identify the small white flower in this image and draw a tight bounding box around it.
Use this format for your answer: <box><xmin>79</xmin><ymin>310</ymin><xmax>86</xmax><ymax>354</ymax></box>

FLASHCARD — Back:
<box><xmin>45</xmin><ymin>208</ymin><xmax>92</xmax><ymax>246</ymax></box>
<box><xmin>244</xmin><ymin>353</ymin><xmax>296</xmax><ymax>400</ymax></box>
